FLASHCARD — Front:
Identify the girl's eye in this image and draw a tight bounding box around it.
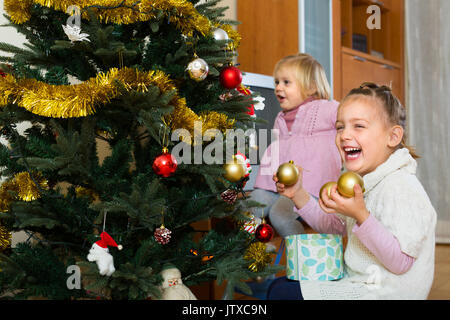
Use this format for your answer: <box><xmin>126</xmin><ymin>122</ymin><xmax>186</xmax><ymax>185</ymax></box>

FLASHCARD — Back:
<box><xmin>355</xmin><ymin>124</ymin><xmax>365</xmax><ymax>129</ymax></box>
<box><xmin>336</xmin><ymin>126</ymin><xmax>344</xmax><ymax>131</ymax></box>
<box><xmin>284</xmin><ymin>80</ymin><xmax>290</xmax><ymax>85</ymax></box>
<box><xmin>274</xmin><ymin>80</ymin><xmax>279</xmax><ymax>85</ymax></box>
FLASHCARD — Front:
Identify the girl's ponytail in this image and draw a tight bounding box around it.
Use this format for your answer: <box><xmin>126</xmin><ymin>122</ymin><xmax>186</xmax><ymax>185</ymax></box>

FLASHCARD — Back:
<box><xmin>400</xmin><ymin>137</ymin><xmax>420</xmax><ymax>160</ymax></box>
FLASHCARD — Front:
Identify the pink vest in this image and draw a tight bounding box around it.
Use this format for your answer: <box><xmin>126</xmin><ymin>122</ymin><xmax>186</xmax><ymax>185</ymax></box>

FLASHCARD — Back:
<box><xmin>253</xmin><ymin>99</ymin><xmax>342</xmax><ymax>198</ymax></box>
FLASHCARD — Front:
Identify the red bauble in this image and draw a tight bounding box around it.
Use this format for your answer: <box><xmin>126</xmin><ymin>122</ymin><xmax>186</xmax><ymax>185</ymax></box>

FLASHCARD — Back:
<box><xmin>0</xmin><ymin>70</ymin><xmax>6</xmax><ymax>78</ymax></box>
<box><xmin>152</xmin><ymin>148</ymin><xmax>178</xmax><ymax>177</ymax></box>
<box><xmin>255</xmin><ymin>223</ymin><xmax>274</xmax><ymax>243</ymax></box>
<box><xmin>220</xmin><ymin>66</ymin><xmax>242</xmax><ymax>89</ymax></box>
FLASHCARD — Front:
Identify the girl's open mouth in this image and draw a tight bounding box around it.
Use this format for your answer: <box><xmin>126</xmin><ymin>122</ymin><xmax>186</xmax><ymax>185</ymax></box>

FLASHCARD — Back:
<box><xmin>277</xmin><ymin>95</ymin><xmax>286</xmax><ymax>103</ymax></box>
<box><xmin>343</xmin><ymin>147</ymin><xmax>362</xmax><ymax>160</ymax></box>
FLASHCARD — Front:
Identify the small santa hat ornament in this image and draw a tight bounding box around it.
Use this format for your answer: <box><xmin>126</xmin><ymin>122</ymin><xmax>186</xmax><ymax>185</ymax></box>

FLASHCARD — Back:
<box><xmin>95</xmin><ymin>231</ymin><xmax>123</xmax><ymax>250</ymax></box>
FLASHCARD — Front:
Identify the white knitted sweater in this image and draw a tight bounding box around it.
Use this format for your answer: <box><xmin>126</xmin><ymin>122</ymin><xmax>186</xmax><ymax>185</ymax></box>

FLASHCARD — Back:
<box><xmin>299</xmin><ymin>148</ymin><xmax>437</xmax><ymax>300</ymax></box>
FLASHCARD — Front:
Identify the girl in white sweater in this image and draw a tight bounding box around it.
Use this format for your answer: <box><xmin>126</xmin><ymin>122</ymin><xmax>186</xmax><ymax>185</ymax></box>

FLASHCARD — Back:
<box><xmin>270</xmin><ymin>82</ymin><xmax>437</xmax><ymax>300</ymax></box>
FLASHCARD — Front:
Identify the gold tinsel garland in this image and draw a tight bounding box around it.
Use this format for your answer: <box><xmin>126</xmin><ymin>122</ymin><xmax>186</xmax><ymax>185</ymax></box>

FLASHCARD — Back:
<box><xmin>3</xmin><ymin>0</ymin><xmax>32</xmax><ymax>24</ymax></box>
<box><xmin>0</xmin><ymin>223</ymin><xmax>11</xmax><ymax>251</ymax></box>
<box><xmin>0</xmin><ymin>171</ymin><xmax>49</xmax><ymax>212</ymax></box>
<box><xmin>0</xmin><ymin>67</ymin><xmax>181</xmax><ymax>118</ymax></box>
<box><xmin>0</xmin><ymin>67</ymin><xmax>235</xmax><ymax>136</ymax></box>
<box><xmin>0</xmin><ymin>172</ymin><xmax>48</xmax><ymax>212</ymax></box>
<box><xmin>0</xmin><ymin>180</ymin><xmax>18</xmax><ymax>213</ymax></box>
<box><xmin>4</xmin><ymin>0</ymin><xmax>241</xmax><ymax>49</ymax></box>
<box><xmin>4</xmin><ymin>0</ymin><xmax>209</xmax><ymax>35</ymax></box>
<box><xmin>0</xmin><ymin>172</ymin><xmax>47</xmax><ymax>251</ymax></box>
<box><xmin>14</xmin><ymin>171</ymin><xmax>49</xmax><ymax>201</ymax></box>
<box><xmin>244</xmin><ymin>242</ymin><xmax>273</xmax><ymax>273</ymax></box>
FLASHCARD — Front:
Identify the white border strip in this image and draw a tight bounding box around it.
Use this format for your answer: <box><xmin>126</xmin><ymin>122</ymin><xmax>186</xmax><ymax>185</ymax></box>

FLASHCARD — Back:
<box><xmin>328</xmin><ymin>0</ymin><xmax>334</xmax><ymax>99</ymax></box>
<box><xmin>298</xmin><ymin>0</ymin><xmax>306</xmax><ymax>53</ymax></box>
<box><xmin>242</xmin><ymin>72</ymin><xmax>274</xmax><ymax>89</ymax></box>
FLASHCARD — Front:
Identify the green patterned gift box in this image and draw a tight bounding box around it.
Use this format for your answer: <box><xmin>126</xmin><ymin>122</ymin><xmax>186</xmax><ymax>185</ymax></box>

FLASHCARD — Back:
<box><xmin>285</xmin><ymin>234</ymin><xmax>344</xmax><ymax>281</ymax></box>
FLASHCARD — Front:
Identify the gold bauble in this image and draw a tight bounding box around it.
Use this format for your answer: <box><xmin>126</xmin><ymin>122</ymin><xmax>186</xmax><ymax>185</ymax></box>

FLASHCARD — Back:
<box><xmin>223</xmin><ymin>156</ymin><xmax>245</xmax><ymax>182</ymax></box>
<box><xmin>276</xmin><ymin>160</ymin><xmax>299</xmax><ymax>186</ymax></box>
<box><xmin>337</xmin><ymin>172</ymin><xmax>365</xmax><ymax>198</ymax></box>
<box><xmin>319</xmin><ymin>181</ymin><xmax>337</xmax><ymax>200</ymax></box>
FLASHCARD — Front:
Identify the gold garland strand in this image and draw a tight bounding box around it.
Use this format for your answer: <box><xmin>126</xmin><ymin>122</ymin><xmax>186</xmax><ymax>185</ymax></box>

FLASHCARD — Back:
<box><xmin>5</xmin><ymin>0</ymin><xmax>208</xmax><ymax>36</ymax></box>
<box><xmin>0</xmin><ymin>68</ymin><xmax>179</xmax><ymax>118</ymax></box>
<box><xmin>4</xmin><ymin>0</ymin><xmax>240</xmax><ymax>48</ymax></box>
<box><xmin>0</xmin><ymin>180</ymin><xmax>18</xmax><ymax>213</ymax></box>
<box><xmin>0</xmin><ymin>172</ymin><xmax>47</xmax><ymax>251</ymax></box>
<box><xmin>0</xmin><ymin>68</ymin><xmax>235</xmax><ymax>138</ymax></box>
<box><xmin>0</xmin><ymin>172</ymin><xmax>49</xmax><ymax>211</ymax></box>
<box><xmin>0</xmin><ymin>223</ymin><xmax>11</xmax><ymax>251</ymax></box>
<box><xmin>13</xmin><ymin>171</ymin><xmax>49</xmax><ymax>201</ymax></box>
<box><xmin>3</xmin><ymin>0</ymin><xmax>33</xmax><ymax>24</ymax></box>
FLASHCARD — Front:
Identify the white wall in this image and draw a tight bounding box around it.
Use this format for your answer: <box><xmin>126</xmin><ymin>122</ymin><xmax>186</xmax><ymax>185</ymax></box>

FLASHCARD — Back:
<box><xmin>221</xmin><ymin>0</ymin><xmax>237</xmax><ymax>20</ymax></box>
<box><xmin>0</xmin><ymin>0</ymin><xmax>28</xmax><ymax>46</ymax></box>
<box><xmin>197</xmin><ymin>0</ymin><xmax>236</xmax><ymax>20</ymax></box>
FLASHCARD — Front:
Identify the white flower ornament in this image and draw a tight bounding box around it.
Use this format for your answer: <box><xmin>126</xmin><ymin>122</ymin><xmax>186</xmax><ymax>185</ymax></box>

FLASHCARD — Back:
<box><xmin>62</xmin><ymin>24</ymin><xmax>91</xmax><ymax>42</ymax></box>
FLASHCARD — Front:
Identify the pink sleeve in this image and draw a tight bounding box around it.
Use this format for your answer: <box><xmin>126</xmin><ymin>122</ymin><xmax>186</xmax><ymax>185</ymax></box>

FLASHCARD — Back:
<box><xmin>294</xmin><ymin>198</ymin><xmax>346</xmax><ymax>236</ymax></box>
<box><xmin>353</xmin><ymin>214</ymin><xmax>415</xmax><ymax>275</ymax></box>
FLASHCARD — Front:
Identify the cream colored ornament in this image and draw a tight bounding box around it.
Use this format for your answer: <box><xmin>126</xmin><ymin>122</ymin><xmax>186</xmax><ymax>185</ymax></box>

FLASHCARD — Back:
<box><xmin>187</xmin><ymin>57</ymin><xmax>209</xmax><ymax>81</ymax></box>
<box><xmin>159</xmin><ymin>266</ymin><xmax>197</xmax><ymax>300</ymax></box>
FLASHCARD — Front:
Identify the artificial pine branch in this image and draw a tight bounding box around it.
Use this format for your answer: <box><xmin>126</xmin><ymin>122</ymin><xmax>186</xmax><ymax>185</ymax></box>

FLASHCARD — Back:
<box><xmin>0</xmin><ymin>0</ymin><xmax>274</xmax><ymax>300</ymax></box>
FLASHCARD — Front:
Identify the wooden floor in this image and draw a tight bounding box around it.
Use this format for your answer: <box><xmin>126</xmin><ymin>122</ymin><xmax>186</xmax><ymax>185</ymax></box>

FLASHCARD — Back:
<box><xmin>428</xmin><ymin>244</ymin><xmax>450</xmax><ymax>300</ymax></box>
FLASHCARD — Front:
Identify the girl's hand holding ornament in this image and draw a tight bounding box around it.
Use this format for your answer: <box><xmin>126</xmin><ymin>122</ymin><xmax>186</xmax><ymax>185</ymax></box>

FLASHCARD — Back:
<box><xmin>319</xmin><ymin>183</ymin><xmax>370</xmax><ymax>225</ymax></box>
<box><xmin>273</xmin><ymin>165</ymin><xmax>311</xmax><ymax>209</ymax></box>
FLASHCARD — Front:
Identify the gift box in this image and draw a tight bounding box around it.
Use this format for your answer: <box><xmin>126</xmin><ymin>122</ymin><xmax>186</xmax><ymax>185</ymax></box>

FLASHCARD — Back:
<box><xmin>285</xmin><ymin>234</ymin><xmax>344</xmax><ymax>281</ymax></box>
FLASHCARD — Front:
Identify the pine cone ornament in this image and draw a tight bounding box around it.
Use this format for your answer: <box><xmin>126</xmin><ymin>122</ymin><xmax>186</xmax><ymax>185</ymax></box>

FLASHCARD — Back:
<box><xmin>154</xmin><ymin>225</ymin><xmax>172</xmax><ymax>245</ymax></box>
<box><xmin>221</xmin><ymin>189</ymin><xmax>238</xmax><ymax>204</ymax></box>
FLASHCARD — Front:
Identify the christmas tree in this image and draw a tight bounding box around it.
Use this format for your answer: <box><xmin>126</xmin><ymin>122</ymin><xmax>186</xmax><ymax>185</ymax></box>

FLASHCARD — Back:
<box><xmin>0</xmin><ymin>0</ymin><xmax>281</xmax><ymax>300</ymax></box>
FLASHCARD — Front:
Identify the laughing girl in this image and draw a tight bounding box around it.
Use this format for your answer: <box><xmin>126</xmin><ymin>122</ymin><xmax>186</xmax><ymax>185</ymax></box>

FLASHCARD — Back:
<box><xmin>270</xmin><ymin>83</ymin><xmax>437</xmax><ymax>300</ymax></box>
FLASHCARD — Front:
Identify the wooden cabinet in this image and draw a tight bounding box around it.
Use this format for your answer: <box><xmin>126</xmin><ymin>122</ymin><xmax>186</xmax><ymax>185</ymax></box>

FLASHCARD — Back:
<box><xmin>334</xmin><ymin>0</ymin><xmax>405</xmax><ymax>104</ymax></box>
<box><xmin>236</xmin><ymin>0</ymin><xmax>299</xmax><ymax>76</ymax></box>
<box><xmin>341</xmin><ymin>47</ymin><xmax>402</xmax><ymax>101</ymax></box>
<box><xmin>371</xmin><ymin>59</ymin><xmax>401</xmax><ymax>96</ymax></box>
<box><xmin>341</xmin><ymin>49</ymin><xmax>374</xmax><ymax>96</ymax></box>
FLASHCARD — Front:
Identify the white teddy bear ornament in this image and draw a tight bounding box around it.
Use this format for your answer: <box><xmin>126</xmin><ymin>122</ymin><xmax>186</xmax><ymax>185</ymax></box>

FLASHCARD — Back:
<box><xmin>87</xmin><ymin>231</ymin><xmax>122</xmax><ymax>276</ymax></box>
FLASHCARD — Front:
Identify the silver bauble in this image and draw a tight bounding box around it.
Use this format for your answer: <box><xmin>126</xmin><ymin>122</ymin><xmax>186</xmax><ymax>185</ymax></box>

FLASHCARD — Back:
<box><xmin>212</xmin><ymin>28</ymin><xmax>229</xmax><ymax>41</ymax></box>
